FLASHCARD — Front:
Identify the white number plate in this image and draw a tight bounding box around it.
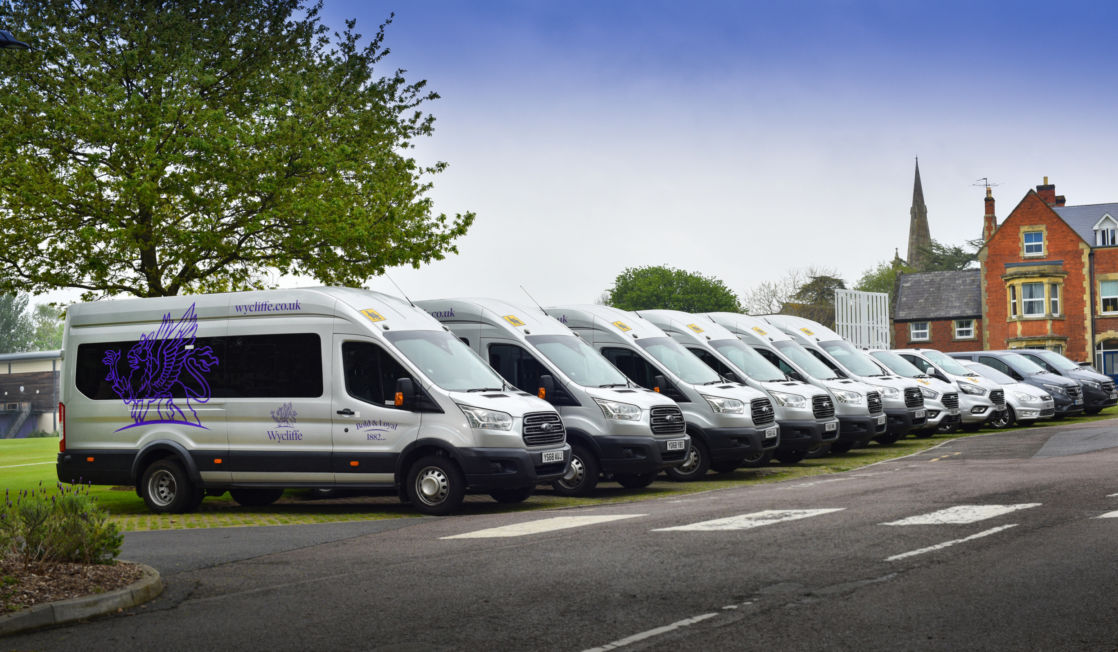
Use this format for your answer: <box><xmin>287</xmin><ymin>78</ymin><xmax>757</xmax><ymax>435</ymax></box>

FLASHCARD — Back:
<box><xmin>914</xmin><ymin>409</ymin><xmax>926</xmax><ymax>419</ymax></box>
<box><xmin>1110</xmin><ymin>391</ymin><xmax>1117</xmax><ymax>400</ymax></box>
<box><xmin>541</xmin><ymin>450</ymin><xmax>565</xmax><ymax>464</ymax></box>
<box><xmin>666</xmin><ymin>439</ymin><xmax>686</xmax><ymax>451</ymax></box>
<box><xmin>948</xmin><ymin>408</ymin><xmax>960</xmax><ymax>416</ymax></box>
<box><xmin>1074</xmin><ymin>398</ymin><xmax>1083</xmax><ymax>405</ymax></box>
<box><xmin>875</xmin><ymin>415</ymin><xmax>886</xmax><ymax>426</ymax></box>
<box><xmin>764</xmin><ymin>426</ymin><xmax>779</xmax><ymax>439</ymax></box>
<box><xmin>825</xmin><ymin>421</ymin><xmax>837</xmax><ymax>432</ymax></box>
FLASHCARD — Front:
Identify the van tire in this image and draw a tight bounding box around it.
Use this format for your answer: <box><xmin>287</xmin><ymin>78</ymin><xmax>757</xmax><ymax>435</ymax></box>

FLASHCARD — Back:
<box><xmin>140</xmin><ymin>459</ymin><xmax>196</xmax><ymax>514</ymax></box>
<box><xmin>490</xmin><ymin>487</ymin><xmax>534</xmax><ymax>504</ymax></box>
<box><xmin>552</xmin><ymin>444</ymin><xmax>599</xmax><ymax>496</ymax></box>
<box><xmin>665</xmin><ymin>439</ymin><xmax>710</xmax><ymax>481</ymax></box>
<box><xmin>738</xmin><ymin>449</ymin><xmax>773</xmax><ymax>468</ymax></box>
<box><xmin>230</xmin><ymin>488</ymin><xmax>284</xmax><ymax>507</ymax></box>
<box><xmin>615</xmin><ymin>472</ymin><xmax>657</xmax><ymax>489</ymax></box>
<box><xmin>775</xmin><ymin>449</ymin><xmax>806</xmax><ymax>464</ymax></box>
<box><xmin>406</xmin><ymin>456</ymin><xmax>465</xmax><ymax>515</ymax></box>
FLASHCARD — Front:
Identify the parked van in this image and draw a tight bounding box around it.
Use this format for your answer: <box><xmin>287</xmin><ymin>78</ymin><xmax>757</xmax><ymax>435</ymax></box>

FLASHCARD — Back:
<box><xmin>708</xmin><ymin>312</ymin><xmax>885</xmax><ymax>453</ymax></box>
<box><xmin>893</xmin><ymin>348</ymin><xmax>1002</xmax><ymax>431</ymax></box>
<box><xmin>948</xmin><ymin>350</ymin><xmax>1083</xmax><ymax>418</ymax></box>
<box><xmin>1012</xmin><ymin>349</ymin><xmax>1116</xmax><ymax>414</ymax></box>
<box><xmin>545</xmin><ymin>305</ymin><xmax>778</xmax><ymax>478</ymax></box>
<box><xmin>959</xmin><ymin>360</ymin><xmax>1055</xmax><ymax>427</ymax></box>
<box><xmin>761</xmin><ymin>315</ymin><xmax>926</xmax><ymax>443</ymax></box>
<box><xmin>638</xmin><ymin>310</ymin><xmax>838</xmax><ymax>464</ymax></box>
<box><xmin>417</xmin><ymin>298</ymin><xmax>689</xmax><ymax>495</ymax></box>
<box><xmin>57</xmin><ymin>288</ymin><xmax>570</xmax><ymax>515</ymax></box>
<box><xmin>867</xmin><ymin>349</ymin><xmax>960</xmax><ymax>436</ymax></box>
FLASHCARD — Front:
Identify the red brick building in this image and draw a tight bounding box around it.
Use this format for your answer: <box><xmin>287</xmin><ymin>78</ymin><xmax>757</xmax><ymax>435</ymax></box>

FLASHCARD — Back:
<box><xmin>893</xmin><ymin>270</ymin><xmax>982</xmax><ymax>352</ymax></box>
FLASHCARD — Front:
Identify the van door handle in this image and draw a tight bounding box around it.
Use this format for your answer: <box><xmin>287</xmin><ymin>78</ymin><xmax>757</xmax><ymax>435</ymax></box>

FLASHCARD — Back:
<box><xmin>336</xmin><ymin>408</ymin><xmax>355</xmax><ymax>416</ymax></box>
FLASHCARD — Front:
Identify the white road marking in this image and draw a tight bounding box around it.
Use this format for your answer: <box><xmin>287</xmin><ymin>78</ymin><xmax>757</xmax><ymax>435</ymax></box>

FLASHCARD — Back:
<box><xmin>883</xmin><ymin>504</ymin><xmax>1040</xmax><ymax>526</ymax></box>
<box><xmin>1109</xmin><ymin>493</ymin><xmax>1118</xmax><ymax>498</ymax></box>
<box><xmin>441</xmin><ymin>514</ymin><xmax>644</xmax><ymax>539</ymax></box>
<box><xmin>886</xmin><ymin>524</ymin><xmax>1017</xmax><ymax>562</ymax></box>
<box><xmin>582</xmin><ymin>612</ymin><xmax>719</xmax><ymax>652</ymax></box>
<box><xmin>0</xmin><ymin>461</ymin><xmax>54</xmax><ymax>469</ymax></box>
<box><xmin>653</xmin><ymin>508</ymin><xmax>844</xmax><ymax>532</ymax></box>
<box><xmin>1099</xmin><ymin>511</ymin><xmax>1118</xmax><ymax>519</ymax></box>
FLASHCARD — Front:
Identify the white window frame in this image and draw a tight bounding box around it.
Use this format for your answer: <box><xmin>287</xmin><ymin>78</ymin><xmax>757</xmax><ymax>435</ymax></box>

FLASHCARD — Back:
<box><xmin>1049</xmin><ymin>283</ymin><xmax>1060</xmax><ymax>316</ymax></box>
<box><xmin>1021</xmin><ymin>282</ymin><xmax>1045</xmax><ymax>316</ymax></box>
<box><xmin>1023</xmin><ymin>231</ymin><xmax>1044</xmax><ymax>257</ymax></box>
<box><xmin>1101</xmin><ymin>280</ymin><xmax>1118</xmax><ymax>314</ymax></box>
<box><xmin>1009</xmin><ymin>285</ymin><xmax>1018</xmax><ymax>316</ymax></box>
<box><xmin>909</xmin><ymin>321</ymin><xmax>930</xmax><ymax>342</ymax></box>
<box><xmin>1094</xmin><ymin>214</ymin><xmax>1117</xmax><ymax>246</ymax></box>
<box><xmin>954</xmin><ymin>319</ymin><xmax>975</xmax><ymax>339</ymax></box>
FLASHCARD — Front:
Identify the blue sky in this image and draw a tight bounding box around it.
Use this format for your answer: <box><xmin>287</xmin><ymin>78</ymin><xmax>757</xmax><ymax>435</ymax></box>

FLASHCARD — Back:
<box><xmin>309</xmin><ymin>2</ymin><xmax>1118</xmax><ymax>305</ymax></box>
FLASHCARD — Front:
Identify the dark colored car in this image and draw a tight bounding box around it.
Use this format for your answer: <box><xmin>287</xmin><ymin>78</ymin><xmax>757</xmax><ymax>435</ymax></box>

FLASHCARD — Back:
<box><xmin>948</xmin><ymin>351</ymin><xmax>1084</xmax><ymax>417</ymax></box>
<box><xmin>1013</xmin><ymin>349</ymin><xmax>1117</xmax><ymax>415</ymax></box>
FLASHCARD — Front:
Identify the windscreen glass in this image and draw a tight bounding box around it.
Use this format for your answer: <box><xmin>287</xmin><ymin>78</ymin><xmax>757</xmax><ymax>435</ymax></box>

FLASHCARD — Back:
<box><xmin>922</xmin><ymin>349</ymin><xmax>974</xmax><ymax>376</ymax></box>
<box><xmin>527</xmin><ymin>334</ymin><xmax>628</xmax><ymax>387</ymax></box>
<box><xmin>1002</xmin><ymin>352</ymin><xmax>1047</xmax><ymax>375</ymax></box>
<box><xmin>1028</xmin><ymin>349</ymin><xmax>1078</xmax><ymax>371</ymax></box>
<box><xmin>710</xmin><ymin>339</ymin><xmax>785</xmax><ymax>382</ymax></box>
<box><xmin>636</xmin><ymin>337</ymin><xmax>720</xmax><ymax>384</ymax></box>
<box><xmin>966</xmin><ymin>362</ymin><xmax>1014</xmax><ymax>385</ymax></box>
<box><xmin>773</xmin><ymin>340</ymin><xmax>839</xmax><ymax>380</ymax></box>
<box><xmin>870</xmin><ymin>350</ymin><xmax>925</xmax><ymax>378</ymax></box>
<box><xmin>386</xmin><ymin>330</ymin><xmax>506</xmax><ymax>391</ymax></box>
<box><xmin>819</xmin><ymin>340</ymin><xmax>885</xmax><ymax>377</ymax></box>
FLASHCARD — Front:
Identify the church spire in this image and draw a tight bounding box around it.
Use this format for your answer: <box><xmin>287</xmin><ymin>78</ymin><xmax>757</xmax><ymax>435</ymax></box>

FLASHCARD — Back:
<box><xmin>907</xmin><ymin>157</ymin><xmax>932</xmax><ymax>271</ymax></box>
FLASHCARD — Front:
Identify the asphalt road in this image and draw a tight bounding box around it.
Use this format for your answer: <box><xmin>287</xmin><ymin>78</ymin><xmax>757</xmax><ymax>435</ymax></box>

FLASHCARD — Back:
<box><xmin>6</xmin><ymin>421</ymin><xmax>1118</xmax><ymax>651</ymax></box>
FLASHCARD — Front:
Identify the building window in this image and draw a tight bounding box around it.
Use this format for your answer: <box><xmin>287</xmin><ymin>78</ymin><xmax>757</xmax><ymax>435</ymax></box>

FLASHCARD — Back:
<box><xmin>954</xmin><ymin>319</ymin><xmax>975</xmax><ymax>339</ymax></box>
<box><xmin>909</xmin><ymin>322</ymin><xmax>930</xmax><ymax>341</ymax></box>
<box><xmin>1049</xmin><ymin>283</ymin><xmax>1060</xmax><ymax>315</ymax></box>
<box><xmin>1021</xmin><ymin>282</ymin><xmax>1045</xmax><ymax>315</ymax></box>
<box><xmin>1095</xmin><ymin>214</ymin><xmax>1117</xmax><ymax>246</ymax></box>
<box><xmin>1009</xmin><ymin>285</ymin><xmax>1018</xmax><ymax>316</ymax></box>
<box><xmin>1102</xmin><ymin>280</ymin><xmax>1118</xmax><ymax>313</ymax></box>
<box><xmin>1023</xmin><ymin>231</ymin><xmax>1044</xmax><ymax>256</ymax></box>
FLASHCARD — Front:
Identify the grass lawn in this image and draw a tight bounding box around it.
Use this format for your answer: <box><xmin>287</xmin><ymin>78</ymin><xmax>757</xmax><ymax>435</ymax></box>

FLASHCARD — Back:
<box><xmin>4</xmin><ymin>409</ymin><xmax>1114</xmax><ymax>532</ymax></box>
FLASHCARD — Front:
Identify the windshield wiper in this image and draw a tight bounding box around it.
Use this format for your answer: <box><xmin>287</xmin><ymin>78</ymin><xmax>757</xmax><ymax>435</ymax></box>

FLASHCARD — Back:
<box><xmin>702</xmin><ymin>379</ymin><xmax>725</xmax><ymax>385</ymax></box>
<box><xmin>466</xmin><ymin>387</ymin><xmax>504</xmax><ymax>393</ymax></box>
<box><xmin>598</xmin><ymin>383</ymin><xmax>629</xmax><ymax>388</ymax></box>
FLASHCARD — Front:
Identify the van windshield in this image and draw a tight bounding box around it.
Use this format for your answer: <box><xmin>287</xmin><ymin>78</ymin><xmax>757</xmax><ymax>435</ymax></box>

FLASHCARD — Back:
<box><xmin>1002</xmin><ymin>352</ymin><xmax>1047</xmax><ymax>376</ymax></box>
<box><xmin>773</xmin><ymin>340</ymin><xmax>839</xmax><ymax>380</ymax></box>
<box><xmin>386</xmin><ymin>330</ymin><xmax>508</xmax><ymax>392</ymax></box>
<box><xmin>709</xmin><ymin>339</ymin><xmax>786</xmax><ymax>382</ymax></box>
<box><xmin>922</xmin><ymin>349</ymin><xmax>975</xmax><ymax>376</ymax></box>
<box><xmin>819</xmin><ymin>340</ymin><xmax>885</xmax><ymax>377</ymax></box>
<box><xmin>869</xmin><ymin>350</ymin><xmax>925</xmax><ymax>379</ymax></box>
<box><xmin>1024</xmin><ymin>349</ymin><xmax>1079</xmax><ymax>372</ymax></box>
<box><xmin>965</xmin><ymin>362</ymin><xmax>1014</xmax><ymax>385</ymax></box>
<box><xmin>636</xmin><ymin>337</ymin><xmax>721</xmax><ymax>384</ymax></box>
<box><xmin>527</xmin><ymin>334</ymin><xmax>629</xmax><ymax>387</ymax></box>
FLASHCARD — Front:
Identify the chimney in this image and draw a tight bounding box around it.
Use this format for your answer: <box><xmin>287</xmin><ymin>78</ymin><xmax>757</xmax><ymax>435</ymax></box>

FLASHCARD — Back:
<box><xmin>1055</xmin><ymin>195</ymin><xmax>1066</xmax><ymax>207</ymax></box>
<box><xmin>983</xmin><ymin>186</ymin><xmax>997</xmax><ymax>241</ymax></box>
<box><xmin>1036</xmin><ymin>176</ymin><xmax>1057</xmax><ymax>206</ymax></box>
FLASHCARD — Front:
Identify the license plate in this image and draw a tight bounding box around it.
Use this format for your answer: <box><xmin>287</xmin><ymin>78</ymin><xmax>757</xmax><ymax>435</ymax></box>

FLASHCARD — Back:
<box><xmin>666</xmin><ymin>439</ymin><xmax>686</xmax><ymax>451</ymax></box>
<box><xmin>825</xmin><ymin>421</ymin><xmax>837</xmax><ymax>432</ymax></box>
<box><xmin>949</xmin><ymin>408</ymin><xmax>959</xmax><ymax>416</ymax></box>
<box><xmin>541</xmin><ymin>450</ymin><xmax>564</xmax><ymax>464</ymax></box>
<box><xmin>764</xmin><ymin>426</ymin><xmax>779</xmax><ymax>439</ymax></box>
<box><xmin>1110</xmin><ymin>391</ymin><xmax>1117</xmax><ymax>400</ymax></box>
<box><xmin>875</xmin><ymin>415</ymin><xmax>886</xmax><ymax>426</ymax></box>
<box><xmin>1074</xmin><ymin>398</ymin><xmax>1083</xmax><ymax>405</ymax></box>
<box><xmin>914</xmin><ymin>409</ymin><xmax>925</xmax><ymax>419</ymax></box>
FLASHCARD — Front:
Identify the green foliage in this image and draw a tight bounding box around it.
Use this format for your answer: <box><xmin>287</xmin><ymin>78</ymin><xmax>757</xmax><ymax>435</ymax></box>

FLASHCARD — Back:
<box><xmin>779</xmin><ymin>274</ymin><xmax>846</xmax><ymax>328</ymax></box>
<box><xmin>606</xmin><ymin>266</ymin><xmax>741</xmax><ymax>312</ymax></box>
<box><xmin>0</xmin><ymin>295</ymin><xmax>32</xmax><ymax>353</ymax></box>
<box><xmin>0</xmin><ymin>483</ymin><xmax>122</xmax><ymax>565</ymax></box>
<box><xmin>916</xmin><ymin>239</ymin><xmax>982</xmax><ymax>271</ymax></box>
<box><xmin>0</xmin><ymin>1</ymin><xmax>473</xmax><ymax>299</ymax></box>
<box><xmin>30</xmin><ymin>304</ymin><xmax>64</xmax><ymax>351</ymax></box>
<box><xmin>855</xmin><ymin>259</ymin><xmax>912</xmax><ymax>306</ymax></box>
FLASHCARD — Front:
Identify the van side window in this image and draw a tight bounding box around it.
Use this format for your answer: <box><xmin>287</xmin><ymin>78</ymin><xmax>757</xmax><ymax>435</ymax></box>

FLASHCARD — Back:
<box><xmin>223</xmin><ymin>334</ymin><xmax>323</xmax><ymax>398</ymax></box>
<box><xmin>342</xmin><ymin>341</ymin><xmax>412</xmax><ymax>407</ymax></box>
<box><xmin>600</xmin><ymin>347</ymin><xmax>687</xmax><ymax>401</ymax></box>
<box><xmin>978</xmin><ymin>356</ymin><xmax>1016</xmax><ymax>379</ymax></box>
<box><xmin>688</xmin><ymin>348</ymin><xmax>743</xmax><ymax>383</ymax></box>
<box><xmin>488</xmin><ymin>343</ymin><xmax>577</xmax><ymax>405</ymax></box>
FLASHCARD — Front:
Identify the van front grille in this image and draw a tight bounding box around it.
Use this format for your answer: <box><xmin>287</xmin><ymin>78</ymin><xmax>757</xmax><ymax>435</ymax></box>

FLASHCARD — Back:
<box><xmin>867</xmin><ymin>391</ymin><xmax>883</xmax><ymax>414</ymax></box>
<box><xmin>522</xmin><ymin>412</ymin><xmax>565</xmax><ymax>446</ymax></box>
<box><xmin>990</xmin><ymin>389</ymin><xmax>1006</xmax><ymax>407</ymax></box>
<box><xmin>650</xmin><ymin>405</ymin><xmax>686</xmax><ymax>434</ymax></box>
<box><xmin>812</xmin><ymin>394</ymin><xmax>835</xmax><ymax>419</ymax></box>
<box><xmin>1066</xmin><ymin>385</ymin><xmax>1082</xmax><ymax>403</ymax></box>
<box><xmin>942</xmin><ymin>392</ymin><xmax>959</xmax><ymax>409</ymax></box>
<box><xmin>751</xmin><ymin>398</ymin><xmax>775</xmax><ymax>426</ymax></box>
<box><xmin>904</xmin><ymin>387</ymin><xmax>924</xmax><ymax>408</ymax></box>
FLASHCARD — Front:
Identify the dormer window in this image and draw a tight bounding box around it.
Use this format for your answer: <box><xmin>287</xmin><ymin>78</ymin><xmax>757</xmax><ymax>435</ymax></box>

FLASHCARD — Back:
<box><xmin>1094</xmin><ymin>214</ymin><xmax>1117</xmax><ymax>246</ymax></box>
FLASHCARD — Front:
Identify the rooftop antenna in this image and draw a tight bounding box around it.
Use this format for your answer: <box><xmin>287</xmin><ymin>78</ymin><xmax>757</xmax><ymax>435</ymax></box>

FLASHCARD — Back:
<box><xmin>521</xmin><ymin>285</ymin><xmax>546</xmax><ymax>313</ymax></box>
<box><xmin>384</xmin><ymin>274</ymin><xmax>416</xmax><ymax>308</ymax></box>
<box><xmin>973</xmin><ymin>178</ymin><xmax>1000</xmax><ymax>190</ymax></box>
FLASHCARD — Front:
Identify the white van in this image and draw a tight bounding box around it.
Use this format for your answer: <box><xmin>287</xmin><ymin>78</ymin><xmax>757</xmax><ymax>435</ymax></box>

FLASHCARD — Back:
<box><xmin>417</xmin><ymin>298</ymin><xmax>689</xmax><ymax>494</ymax></box>
<box><xmin>545</xmin><ymin>305</ymin><xmax>778</xmax><ymax>478</ymax></box>
<box><xmin>894</xmin><ymin>348</ymin><xmax>1002</xmax><ymax>431</ymax></box>
<box><xmin>867</xmin><ymin>349</ymin><xmax>960</xmax><ymax>436</ymax></box>
<box><xmin>638</xmin><ymin>310</ymin><xmax>838</xmax><ymax>464</ymax></box>
<box><xmin>57</xmin><ymin>288</ymin><xmax>570</xmax><ymax>516</ymax></box>
<box><xmin>761</xmin><ymin>315</ymin><xmax>926</xmax><ymax>444</ymax></box>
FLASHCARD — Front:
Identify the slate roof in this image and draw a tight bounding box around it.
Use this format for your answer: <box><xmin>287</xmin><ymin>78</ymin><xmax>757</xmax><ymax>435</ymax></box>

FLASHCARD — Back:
<box><xmin>894</xmin><ymin>269</ymin><xmax>981</xmax><ymax>321</ymax></box>
<box><xmin>1053</xmin><ymin>203</ymin><xmax>1118</xmax><ymax>246</ymax></box>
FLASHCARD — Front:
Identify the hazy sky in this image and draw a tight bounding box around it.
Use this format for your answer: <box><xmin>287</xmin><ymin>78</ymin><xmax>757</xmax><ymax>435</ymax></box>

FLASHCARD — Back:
<box><xmin>41</xmin><ymin>1</ymin><xmax>1118</xmax><ymax>308</ymax></box>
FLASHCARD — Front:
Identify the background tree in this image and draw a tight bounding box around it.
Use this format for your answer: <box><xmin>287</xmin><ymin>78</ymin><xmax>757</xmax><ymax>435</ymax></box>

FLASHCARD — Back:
<box><xmin>740</xmin><ymin>266</ymin><xmax>842</xmax><ymax>317</ymax></box>
<box><xmin>606</xmin><ymin>266</ymin><xmax>741</xmax><ymax>312</ymax></box>
<box><xmin>30</xmin><ymin>303</ymin><xmax>64</xmax><ymax>350</ymax></box>
<box><xmin>0</xmin><ymin>294</ymin><xmax>33</xmax><ymax>353</ymax></box>
<box><xmin>915</xmin><ymin>238</ymin><xmax>982</xmax><ymax>271</ymax></box>
<box><xmin>0</xmin><ymin>0</ymin><xmax>473</xmax><ymax>299</ymax></box>
<box><xmin>781</xmin><ymin>273</ymin><xmax>846</xmax><ymax>328</ymax></box>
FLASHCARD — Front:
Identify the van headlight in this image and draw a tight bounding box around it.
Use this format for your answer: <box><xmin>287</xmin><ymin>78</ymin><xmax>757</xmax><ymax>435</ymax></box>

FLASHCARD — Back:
<box><xmin>702</xmin><ymin>395</ymin><xmax>745</xmax><ymax>414</ymax></box>
<box><xmin>871</xmin><ymin>385</ymin><xmax>901</xmax><ymax>400</ymax></box>
<box><xmin>920</xmin><ymin>386</ymin><xmax>940</xmax><ymax>399</ymax></box>
<box><xmin>1014</xmin><ymin>392</ymin><xmax>1041</xmax><ymax>403</ymax></box>
<box><xmin>958</xmin><ymin>382</ymin><xmax>986</xmax><ymax>396</ymax></box>
<box><xmin>457</xmin><ymin>405</ymin><xmax>513</xmax><ymax>431</ymax></box>
<box><xmin>1082</xmin><ymin>380</ymin><xmax>1101</xmax><ymax>390</ymax></box>
<box><xmin>1042</xmin><ymin>383</ymin><xmax>1066</xmax><ymax>396</ymax></box>
<box><xmin>769</xmin><ymin>391</ymin><xmax>807</xmax><ymax>409</ymax></box>
<box><xmin>833</xmin><ymin>389</ymin><xmax>865</xmax><ymax>406</ymax></box>
<box><xmin>594</xmin><ymin>398</ymin><xmax>641</xmax><ymax>421</ymax></box>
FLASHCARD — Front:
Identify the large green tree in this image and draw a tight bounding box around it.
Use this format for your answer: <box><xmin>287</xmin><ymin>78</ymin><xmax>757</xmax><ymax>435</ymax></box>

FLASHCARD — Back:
<box><xmin>0</xmin><ymin>294</ymin><xmax>33</xmax><ymax>353</ymax></box>
<box><xmin>606</xmin><ymin>266</ymin><xmax>741</xmax><ymax>312</ymax></box>
<box><xmin>0</xmin><ymin>0</ymin><xmax>472</xmax><ymax>299</ymax></box>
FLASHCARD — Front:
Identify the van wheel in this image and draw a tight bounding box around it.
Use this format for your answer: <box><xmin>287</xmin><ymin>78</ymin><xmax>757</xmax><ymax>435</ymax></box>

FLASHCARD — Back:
<box><xmin>775</xmin><ymin>449</ymin><xmax>806</xmax><ymax>464</ymax></box>
<box><xmin>738</xmin><ymin>449</ymin><xmax>773</xmax><ymax>468</ymax></box>
<box><xmin>140</xmin><ymin>459</ymin><xmax>196</xmax><ymax>514</ymax></box>
<box><xmin>552</xmin><ymin>444</ymin><xmax>599</xmax><ymax>496</ymax></box>
<box><xmin>615</xmin><ymin>472</ymin><xmax>657</xmax><ymax>489</ymax></box>
<box><xmin>874</xmin><ymin>432</ymin><xmax>901</xmax><ymax>445</ymax></box>
<box><xmin>989</xmin><ymin>407</ymin><xmax>1014</xmax><ymax>429</ymax></box>
<box><xmin>407</xmin><ymin>456</ymin><xmax>466</xmax><ymax>515</ymax></box>
<box><xmin>490</xmin><ymin>487</ymin><xmax>534</xmax><ymax>504</ymax></box>
<box><xmin>665</xmin><ymin>439</ymin><xmax>710</xmax><ymax>481</ymax></box>
<box><xmin>230</xmin><ymin>488</ymin><xmax>284</xmax><ymax>507</ymax></box>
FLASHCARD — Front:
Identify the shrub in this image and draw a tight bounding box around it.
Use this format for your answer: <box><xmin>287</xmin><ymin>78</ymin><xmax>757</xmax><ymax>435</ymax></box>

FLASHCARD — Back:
<box><xmin>0</xmin><ymin>482</ymin><xmax>122</xmax><ymax>565</ymax></box>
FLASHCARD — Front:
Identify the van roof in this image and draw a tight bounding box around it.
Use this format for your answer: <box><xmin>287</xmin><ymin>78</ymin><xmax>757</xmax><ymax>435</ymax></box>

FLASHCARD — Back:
<box><xmin>416</xmin><ymin>298</ymin><xmax>571</xmax><ymax>336</ymax></box>
<box><xmin>543</xmin><ymin>305</ymin><xmax>667</xmax><ymax>342</ymax></box>
<box><xmin>706</xmin><ymin>312</ymin><xmax>793</xmax><ymax>345</ymax></box>
<box><xmin>637</xmin><ymin>309</ymin><xmax>739</xmax><ymax>345</ymax></box>
<box><xmin>760</xmin><ymin>314</ymin><xmax>843</xmax><ymax>344</ymax></box>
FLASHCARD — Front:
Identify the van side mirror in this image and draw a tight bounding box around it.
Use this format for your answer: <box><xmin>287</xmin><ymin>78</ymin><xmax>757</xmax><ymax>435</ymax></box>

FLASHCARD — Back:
<box><xmin>394</xmin><ymin>377</ymin><xmax>416</xmax><ymax>408</ymax></box>
<box><xmin>538</xmin><ymin>374</ymin><xmax>555</xmax><ymax>401</ymax></box>
<box><xmin>653</xmin><ymin>374</ymin><xmax>667</xmax><ymax>393</ymax></box>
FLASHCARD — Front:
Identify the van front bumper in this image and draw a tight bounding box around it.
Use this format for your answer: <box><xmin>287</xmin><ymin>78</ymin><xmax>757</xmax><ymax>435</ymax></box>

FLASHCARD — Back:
<box><xmin>694</xmin><ymin>424</ymin><xmax>779</xmax><ymax>461</ymax></box>
<box><xmin>596</xmin><ymin>434</ymin><xmax>691</xmax><ymax>474</ymax></box>
<box><xmin>776</xmin><ymin>418</ymin><xmax>838</xmax><ymax>453</ymax></box>
<box><xmin>884</xmin><ymin>406</ymin><xmax>926</xmax><ymax>437</ymax></box>
<box><xmin>838</xmin><ymin>414</ymin><xmax>886</xmax><ymax>447</ymax></box>
<box><xmin>457</xmin><ymin>444</ymin><xmax>572</xmax><ymax>490</ymax></box>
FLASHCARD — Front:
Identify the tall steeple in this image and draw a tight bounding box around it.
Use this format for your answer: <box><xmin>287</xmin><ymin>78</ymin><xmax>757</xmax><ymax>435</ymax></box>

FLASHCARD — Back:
<box><xmin>906</xmin><ymin>157</ymin><xmax>932</xmax><ymax>271</ymax></box>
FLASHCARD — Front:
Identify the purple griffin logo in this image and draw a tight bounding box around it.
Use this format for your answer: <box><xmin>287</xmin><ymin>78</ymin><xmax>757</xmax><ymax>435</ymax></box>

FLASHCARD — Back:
<box><xmin>102</xmin><ymin>304</ymin><xmax>219</xmax><ymax>431</ymax></box>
